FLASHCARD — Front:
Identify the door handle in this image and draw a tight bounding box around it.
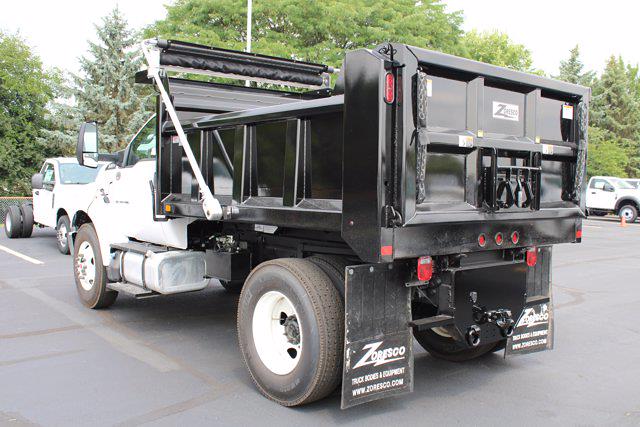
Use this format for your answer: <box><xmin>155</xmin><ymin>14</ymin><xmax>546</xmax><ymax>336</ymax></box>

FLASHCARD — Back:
<box><xmin>590</xmin><ymin>191</ymin><xmax>596</xmax><ymax>194</ymax></box>
<box><xmin>34</xmin><ymin>190</ymin><xmax>39</xmax><ymax>195</ymax></box>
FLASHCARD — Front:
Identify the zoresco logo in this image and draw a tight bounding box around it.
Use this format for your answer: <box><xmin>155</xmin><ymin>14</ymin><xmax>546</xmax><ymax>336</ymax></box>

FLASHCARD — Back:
<box><xmin>353</xmin><ymin>341</ymin><xmax>406</xmax><ymax>369</ymax></box>
<box><xmin>492</xmin><ymin>101</ymin><xmax>520</xmax><ymax>121</ymax></box>
<box><xmin>517</xmin><ymin>304</ymin><xmax>550</xmax><ymax>328</ymax></box>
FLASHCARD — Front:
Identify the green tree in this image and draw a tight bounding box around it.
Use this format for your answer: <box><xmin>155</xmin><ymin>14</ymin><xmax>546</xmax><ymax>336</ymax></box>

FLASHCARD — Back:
<box><xmin>590</xmin><ymin>56</ymin><xmax>640</xmax><ymax>176</ymax></box>
<box><xmin>460</xmin><ymin>30</ymin><xmax>539</xmax><ymax>73</ymax></box>
<box><xmin>146</xmin><ymin>0</ymin><xmax>465</xmax><ymax>67</ymax></box>
<box><xmin>0</xmin><ymin>31</ymin><xmax>57</xmax><ymax>195</ymax></box>
<box><xmin>46</xmin><ymin>8</ymin><xmax>154</xmax><ymax>154</ymax></box>
<box><xmin>587</xmin><ymin>126</ymin><xmax>627</xmax><ymax>177</ymax></box>
<box><xmin>555</xmin><ymin>45</ymin><xmax>595</xmax><ymax>86</ymax></box>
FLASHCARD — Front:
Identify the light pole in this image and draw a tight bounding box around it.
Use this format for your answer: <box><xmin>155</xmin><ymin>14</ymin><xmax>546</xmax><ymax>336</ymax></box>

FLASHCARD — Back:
<box><xmin>245</xmin><ymin>0</ymin><xmax>252</xmax><ymax>87</ymax></box>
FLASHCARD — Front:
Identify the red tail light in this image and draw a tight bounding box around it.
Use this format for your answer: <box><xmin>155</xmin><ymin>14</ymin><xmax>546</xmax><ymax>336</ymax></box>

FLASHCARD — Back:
<box><xmin>576</xmin><ymin>229</ymin><xmax>582</xmax><ymax>239</ymax></box>
<box><xmin>495</xmin><ymin>232</ymin><xmax>503</xmax><ymax>246</ymax></box>
<box><xmin>526</xmin><ymin>247</ymin><xmax>538</xmax><ymax>267</ymax></box>
<box><xmin>478</xmin><ymin>233</ymin><xmax>487</xmax><ymax>247</ymax></box>
<box><xmin>511</xmin><ymin>231</ymin><xmax>519</xmax><ymax>244</ymax></box>
<box><xmin>417</xmin><ymin>256</ymin><xmax>433</xmax><ymax>281</ymax></box>
<box><xmin>384</xmin><ymin>72</ymin><xmax>395</xmax><ymax>104</ymax></box>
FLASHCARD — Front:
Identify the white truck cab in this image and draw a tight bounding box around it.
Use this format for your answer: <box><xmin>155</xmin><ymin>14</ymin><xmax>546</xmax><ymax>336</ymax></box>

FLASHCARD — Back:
<box><xmin>586</xmin><ymin>176</ymin><xmax>640</xmax><ymax>222</ymax></box>
<box><xmin>4</xmin><ymin>157</ymin><xmax>102</xmax><ymax>253</ymax></box>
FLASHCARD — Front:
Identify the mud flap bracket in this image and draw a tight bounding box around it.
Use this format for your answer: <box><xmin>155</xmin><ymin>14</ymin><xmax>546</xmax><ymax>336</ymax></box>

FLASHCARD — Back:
<box><xmin>341</xmin><ymin>263</ymin><xmax>413</xmax><ymax>409</ymax></box>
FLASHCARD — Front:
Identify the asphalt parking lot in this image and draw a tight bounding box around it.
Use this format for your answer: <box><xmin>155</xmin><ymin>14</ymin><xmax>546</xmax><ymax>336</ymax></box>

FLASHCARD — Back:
<box><xmin>1</xmin><ymin>217</ymin><xmax>639</xmax><ymax>426</ymax></box>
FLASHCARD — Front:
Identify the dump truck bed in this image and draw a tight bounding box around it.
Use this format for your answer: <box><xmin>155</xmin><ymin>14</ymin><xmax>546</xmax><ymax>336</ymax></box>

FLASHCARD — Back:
<box><xmin>153</xmin><ymin>41</ymin><xmax>589</xmax><ymax>263</ymax></box>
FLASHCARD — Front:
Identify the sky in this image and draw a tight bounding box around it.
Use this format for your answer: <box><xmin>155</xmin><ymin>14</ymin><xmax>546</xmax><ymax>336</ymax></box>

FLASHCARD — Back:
<box><xmin>1</xmin><ymin>0</ymin><xmax>639</xmax><ymax>76</ymax></box>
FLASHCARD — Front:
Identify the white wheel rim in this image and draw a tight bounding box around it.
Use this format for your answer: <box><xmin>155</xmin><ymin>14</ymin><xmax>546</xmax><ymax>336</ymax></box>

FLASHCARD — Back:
<box><xmin>621</xmin><ymin>208</ymin><xmax>634</xmax><ymax>220</ymax></box>
<box><xmin>76</xmin><ymin>241</ymin><xmax>96</xmax><ymax>291</ymax></box>
<box><xmin>57</xmin><ymin>223</ymin><xmax>67</xmax><ymax>247</ymax></box>
<box><xmin>5</xmin><ymin>214</ymin><xmax>11</xmax><ymax>233</ymax></box>
<box><xmin>252</xmin><ymin>291</ymin><xmax>302</xmax><ymax>375</ymax></box>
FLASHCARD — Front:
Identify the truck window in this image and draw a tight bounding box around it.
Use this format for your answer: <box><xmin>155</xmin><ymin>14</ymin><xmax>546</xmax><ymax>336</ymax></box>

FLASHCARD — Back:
<box><xmin>59</xmin><ymin>163</ymin><xmax>101</xmax><ymax>184</ymax></box>
<box><xmin>610</xmin><ymin>178</ymin><xmax>634</xmax><ymax>189</ymax></box>
<box><xmin>42</xmin><ymin>163</ymin><xmax>55</xmax><ymax>186</ymax></box>
<box><xmin>590</xmin><ymin>179</ymin><xmax>608</xmax><ymax>190</ymax></box>
<box><xmin>126</xmin><ymin>117</ymin><xmax>157</xmax><ymax>167</ymax></box>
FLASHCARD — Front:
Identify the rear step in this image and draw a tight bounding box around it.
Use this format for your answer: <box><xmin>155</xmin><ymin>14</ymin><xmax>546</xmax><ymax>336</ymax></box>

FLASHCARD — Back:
<box><xmin>106</xmin><ymin>282</ymin><xmax>159</xmax><ymax>299</ymax></box>
<box><xmin>408</xmin><ymin>314</ymin><xmax>454</xmax><ymax>331</ymax></box>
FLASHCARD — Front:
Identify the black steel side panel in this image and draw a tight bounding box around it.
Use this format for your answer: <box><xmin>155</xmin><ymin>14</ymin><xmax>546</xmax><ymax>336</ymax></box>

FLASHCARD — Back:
<box><xmin>341</xmin><ymin>50</ymin><xmax>386</xmax><ymax>263</ymax></box>
<box><xmin>341</xmin><ymin>263</ymin><xmax>413</xmax><ymax>409</ymax></box>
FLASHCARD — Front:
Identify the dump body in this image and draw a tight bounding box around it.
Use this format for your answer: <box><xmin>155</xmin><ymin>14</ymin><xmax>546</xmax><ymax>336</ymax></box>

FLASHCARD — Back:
<box><xmin>155</xmin><ymin>43</ymin><xmax>589</xmax><ymax>263</ymax></box>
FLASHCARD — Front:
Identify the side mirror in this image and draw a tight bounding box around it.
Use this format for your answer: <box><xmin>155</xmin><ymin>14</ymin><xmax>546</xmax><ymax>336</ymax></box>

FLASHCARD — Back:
<box><xmin>603</xmin><ymin>184</ymin><xmax>615</xmax><ymax>192</ymax></box>
<box><xmin>31</xmin><ymin>173</ymin><xmax>44</xmax><ymax>190</ymax></box>
<box><xmin>77</xmin><ymin>122</ymin><xmax>99</xmax><ymax>168</ymax></box>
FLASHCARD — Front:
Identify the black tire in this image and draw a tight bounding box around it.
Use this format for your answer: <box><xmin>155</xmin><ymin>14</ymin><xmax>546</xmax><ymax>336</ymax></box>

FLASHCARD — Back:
<box><xmin>219</xmin><ymin>279</ymin><xmax>244</xmax><ymax>294</ymax></box>
<box><xmin>237</xmin><ymin>258</ymin><xmax>344</xmax><ymax>406</ymax></box>
<box><xmin>19</xmin><ymin>204</ymin><xmax>34</xmax><ymax>238</ymax></box>
<box><xmin>413</xmin><ymin>328</ymin><xmax>497</xmax><ymax>362</ymax></box>
<box><xmin>73</xmin><ymin>223</ymin><xmax>117</xmax><ymax>309</ymax></box>
<box><xmin>4</xmin><ymin>205</ymin><xmax>22</xmax><ymax>239</ymax></box>
<box><xmin>56</xmin><ymin>215</ymin><xmax>71</xmax><ymax>255</ymax></box>
<box><xmin>307</xmin><ymin>254</ymin><xmax>350</xmax><ymax>297</ymax></box>
<box><xmin>619</xmin><ymin>204</ymin><xmax>638</xmax><ymax>223</ymax></box>
<box><xmin>412</xmin><ymin>303</ymin><xmax>495</xmax><ymax>362</ymax></box>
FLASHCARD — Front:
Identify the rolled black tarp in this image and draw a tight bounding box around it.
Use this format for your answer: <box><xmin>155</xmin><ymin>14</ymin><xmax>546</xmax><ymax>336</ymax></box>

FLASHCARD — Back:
<box><xmin>157</xmin><ymin>39</ymin><xmax>329</xmax><ymax>87</ymax></box>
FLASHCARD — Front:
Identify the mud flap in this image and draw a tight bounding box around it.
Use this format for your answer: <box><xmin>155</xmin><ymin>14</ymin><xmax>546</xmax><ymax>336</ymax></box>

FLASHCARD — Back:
<box><xmin>341</xmin><ymin>263</ymin><xmax>413</xmax><ymax>409</ymax></box>
<box><xmin>505</xmin><ymin>296</ymin><xmax>554</xmax><ymax>355</ymax></box>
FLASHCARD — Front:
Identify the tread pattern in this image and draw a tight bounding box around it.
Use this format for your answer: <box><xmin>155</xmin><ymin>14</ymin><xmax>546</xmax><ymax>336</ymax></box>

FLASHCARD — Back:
<box><xmin>19</xmin><ymin>204</ymin><xmax>33</xmax><ymax>238</ymax></box>
<box><xmin>238</xmin><ymin>258</ymin><xmax>344</xmax><ymax>406</ymax></box>
<box><xmin>307</xmin><ymin>254</ymin><xmax>349</xmax><ymax>298</ymax></box>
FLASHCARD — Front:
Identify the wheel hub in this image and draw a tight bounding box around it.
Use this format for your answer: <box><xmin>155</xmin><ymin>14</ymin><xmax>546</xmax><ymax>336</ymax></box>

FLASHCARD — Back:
<box><xmin>76</xmin><ymin>241</ymin><xmax>96</xmax><ymax>291</ymax></box>
<box><xmin>57</xmin><ymin>224</ymin><xmax>67</xmax><ymax>246</ymax></box>
<box><xmin>252</xmin><ymin>291</ymin><xmax>303</xmax><ymax>375</ymax></box>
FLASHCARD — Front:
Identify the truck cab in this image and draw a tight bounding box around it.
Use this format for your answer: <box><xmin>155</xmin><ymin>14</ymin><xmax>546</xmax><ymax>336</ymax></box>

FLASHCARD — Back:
<box><xmin>586</xmin><ymin>176</ymin><xmax>640</xmax><ymax>222</ymax></box>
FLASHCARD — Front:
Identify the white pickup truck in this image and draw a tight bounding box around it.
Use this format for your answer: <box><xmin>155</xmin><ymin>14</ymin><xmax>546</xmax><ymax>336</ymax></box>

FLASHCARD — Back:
<box><xmin>3</xmin><ymin>158</ymin><xmax>102</xmax><ymax>253</ymax></box>
<box><xmin>586</xmin><ymin>176</ymin><xmax>640</xmax><ymax>223</ymax></box>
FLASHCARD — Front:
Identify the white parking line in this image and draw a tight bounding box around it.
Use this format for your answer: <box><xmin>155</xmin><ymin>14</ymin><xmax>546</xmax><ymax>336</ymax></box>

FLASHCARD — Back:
<box><xmin>0</xmin><ymin>244</ymin><xmax>44</xmax><ymax>265</ymax></box>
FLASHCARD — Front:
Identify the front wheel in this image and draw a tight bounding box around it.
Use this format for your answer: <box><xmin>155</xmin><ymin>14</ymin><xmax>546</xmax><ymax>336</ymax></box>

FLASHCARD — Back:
<box><xmin>73</xmin><ymin>223</ymin><xmax>117</xmax><ymax>309</ymax></box>
<box><xmin>56</xmin><ymin>215</ymin><xmax>71</xmax><ymax>254</ymax></box>
<box><xmin>619</xmin><ymin>205</ymin><xmax>638</xmax><ymax>223</ymax></box>
<box><xmin>237</xmin><ymin>258</ymin><xmax>344</xmax><ymax>406</ymax></box>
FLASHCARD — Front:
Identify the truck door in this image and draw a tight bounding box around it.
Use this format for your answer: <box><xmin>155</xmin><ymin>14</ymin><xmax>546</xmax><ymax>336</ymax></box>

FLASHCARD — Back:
<box><xmin>587</xmin><ymin>178</ymin><xmax>617</xmax><ymax>209</ymax></box>
<box><xmin>101</xmin><ymin>116</ymin><xmax>164</xmax><ymax>242</ymax></box>
<box><xmin>32</xmin><ymin>162</ymin><xmax>56</xmax><ymax>227</ymax></box>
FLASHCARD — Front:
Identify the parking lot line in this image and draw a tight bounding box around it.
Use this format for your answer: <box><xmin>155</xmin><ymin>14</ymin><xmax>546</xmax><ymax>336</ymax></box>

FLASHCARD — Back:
<box><xmin>0</xmin><ymin>244</ymin><xmax>44</xmax><ymax>265</ymax></box>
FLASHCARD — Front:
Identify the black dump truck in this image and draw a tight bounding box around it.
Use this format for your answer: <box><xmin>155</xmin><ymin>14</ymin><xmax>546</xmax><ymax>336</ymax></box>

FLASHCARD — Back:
<box><xmin>73</xmin><ymin>39</ymin><xmax>589</xmax><ymax>408</ymax></box>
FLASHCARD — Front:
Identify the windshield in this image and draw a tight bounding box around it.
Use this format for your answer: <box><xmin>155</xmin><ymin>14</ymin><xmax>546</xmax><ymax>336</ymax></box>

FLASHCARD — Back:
<box><xmin>611</xmin><ymin>178</ymin><xmax>635</xmax><ymax>189</ymax></box>
<box><xmin>59</xmin><ymin>163</ymin><xmax>101</xmax><ymax>184</ymax></box>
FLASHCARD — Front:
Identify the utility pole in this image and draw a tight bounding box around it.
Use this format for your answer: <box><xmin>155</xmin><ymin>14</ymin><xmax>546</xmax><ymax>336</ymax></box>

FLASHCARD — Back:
<box><xmin>245</xmin><ymin>0</ymin><xmax>253</xmax><ymax>87</ymax></box>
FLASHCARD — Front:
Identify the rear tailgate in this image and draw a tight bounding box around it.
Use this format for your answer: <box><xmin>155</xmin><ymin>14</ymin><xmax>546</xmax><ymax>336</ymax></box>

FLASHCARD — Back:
<box><xmin>341</xmin><ymin>44</ymin><xmax>589</xmax><ymax>262</ymax></box>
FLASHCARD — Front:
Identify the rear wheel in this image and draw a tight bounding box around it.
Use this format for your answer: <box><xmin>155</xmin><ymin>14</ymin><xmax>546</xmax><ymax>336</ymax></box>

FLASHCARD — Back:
<box><xmin>73</xmin><ymin>223</ymin><xmax>117</xmax><ymax>309</ymax></box>
<box><xmin>4</xmin><ymin>205</ymin><xmax>22</xmax><ymax>239</ymax></box>
<box><xmin>619</xmin><ymin>205</ymin><xmax>638</xmax><ymax>223</ymax></box>
<box><xmin>56</xmin><ymin>215</ymin><xmax>71</xmax><ymax>254</ymax></box>
<box><xmin>19</xmin><ymin>204</ymin><xmax>33</xmax><ymax>238</ymax></box>
<box><xmin>237</xmin><ymin>258</ymin><xmax>343</xmax><ymax>406</ymax></box>
<box><xmin>307</xmin><ymin>254</ymin><xmax>349</xmax><ymax>297</ymax></box>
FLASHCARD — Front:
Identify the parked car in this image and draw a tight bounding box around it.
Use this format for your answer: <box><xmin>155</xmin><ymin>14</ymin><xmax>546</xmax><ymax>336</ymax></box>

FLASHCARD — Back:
<box><xmin>625</xmin><ymin>178</ymin><xmax>640</xmax><ymax>189</ymax></box>
<box><xmin>586</xmin><ymin>176</ymin><xmax>640</xmax><ymax>222</ymax></box>
<box><xmin>3</xmin><ymin>158</ymin><xmax>102</xmax><ymax>254</ymax></box>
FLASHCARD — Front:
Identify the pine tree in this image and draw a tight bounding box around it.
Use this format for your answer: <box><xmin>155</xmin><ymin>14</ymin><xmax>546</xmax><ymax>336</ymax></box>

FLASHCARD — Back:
<box><xmin>44</xmin><ymin>8</ymin><xmax>153</xmax><ymax>154</ymax></box>
<box><xmin>555</xmin><ymin>45</ymin><xmax>595</xmax><ymax>86</ymax></box>
<box><xmin>75</xmin><ymin>8</ymin><xmax>153</xmax><ymax>152</ymax></box>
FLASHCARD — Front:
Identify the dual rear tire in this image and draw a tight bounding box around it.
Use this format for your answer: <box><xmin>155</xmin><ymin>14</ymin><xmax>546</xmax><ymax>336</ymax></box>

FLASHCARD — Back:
<box><xmin>4</xmin><ymin>204</ymin><xmax>33</xmax><ymax>238</ymax></box>
<box><xmin>237</xmin><ymin>258</ymin><xmax>344</xmax><ymax>406</ymax></box>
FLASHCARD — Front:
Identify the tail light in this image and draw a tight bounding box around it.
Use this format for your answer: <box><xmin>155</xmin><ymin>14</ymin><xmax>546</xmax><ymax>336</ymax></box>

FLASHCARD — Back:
<box><xmin>511</xmin><ymin>231</ymin><xmax>519</xmax><ymax>244</ymax></box>
<box><xmin>495</xmin><ymin>232</ymin><xmax>504</xmax><ymax>246</ymax></box>
<box><xmin>478</xmin><ymin>233</ymin><xmax>487</xmax><ymax>247</ymax></box>
<box><xmin>417</xmin><ymin>256</ymin><xmax>433</xmax><ymax>281</ymax></box>
<box><xmin>384</xmin><ymin>72</ymin><xmax>395</xmax><ymax>104</ymax></box>
<box><xmin>526</xmin><ymin>247</ymin><xmax>538</xmax><ymax>267</ymax></box>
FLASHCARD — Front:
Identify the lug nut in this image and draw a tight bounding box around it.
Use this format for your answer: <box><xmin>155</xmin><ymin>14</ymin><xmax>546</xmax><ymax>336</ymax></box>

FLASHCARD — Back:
<box><xmin>466</xmin><ymin>325</ymin><xmax>481</xmax><ymax>347</ymax></box>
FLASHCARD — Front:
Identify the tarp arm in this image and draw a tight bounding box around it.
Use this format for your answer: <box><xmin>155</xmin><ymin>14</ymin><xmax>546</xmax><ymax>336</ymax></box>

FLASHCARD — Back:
<box><xmin>141</xmin><ymin>39</ymin><xmax>223</xmax><ymax>221</ymax></box>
